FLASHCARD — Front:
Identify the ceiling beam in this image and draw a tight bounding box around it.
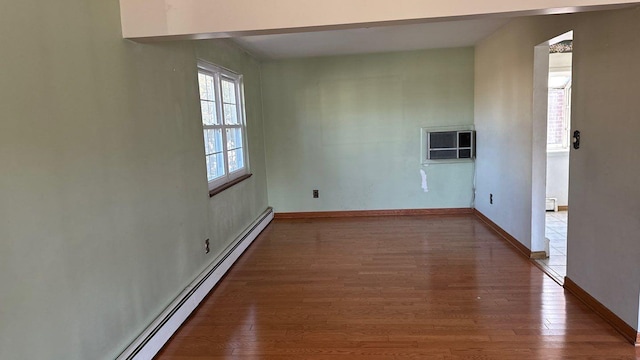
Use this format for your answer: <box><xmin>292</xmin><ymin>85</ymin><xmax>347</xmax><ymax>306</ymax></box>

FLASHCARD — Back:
<box><xmin>119</xmin><ymin>0</ymin><xmax>639</xmax><ymax>40</ymax></box>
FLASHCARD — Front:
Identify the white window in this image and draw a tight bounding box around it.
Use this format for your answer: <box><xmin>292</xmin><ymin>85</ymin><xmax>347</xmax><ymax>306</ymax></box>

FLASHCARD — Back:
<box><xmin>197</xmin><ymin>61</ymin><xmax>249</xmax><ymax>191</ymax></box>
<box><xmin>547</xmin><ymin>73</ymin><xmax>572</xmax><ymax>151</ymax></box>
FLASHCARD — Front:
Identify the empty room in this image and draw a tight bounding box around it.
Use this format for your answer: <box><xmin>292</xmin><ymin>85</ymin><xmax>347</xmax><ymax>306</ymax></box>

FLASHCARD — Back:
<box><xmin>2</xmin><ymin>1</ymin><xmax>640</xmax><ymax>359</ymax></box>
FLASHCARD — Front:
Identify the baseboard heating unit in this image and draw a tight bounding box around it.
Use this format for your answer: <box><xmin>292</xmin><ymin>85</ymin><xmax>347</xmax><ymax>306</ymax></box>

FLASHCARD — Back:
<box><xmin>116</xmin><ymin>207</ymin><xmax>274</xmax><ymax>360</ymax></box>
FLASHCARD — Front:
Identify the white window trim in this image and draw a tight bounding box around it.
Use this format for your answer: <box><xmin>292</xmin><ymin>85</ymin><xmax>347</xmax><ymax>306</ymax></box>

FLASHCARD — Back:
<box><xmin>197</xmin><ymin>60</ymin><xmax>250</xmax><ymax>191</ymax></box>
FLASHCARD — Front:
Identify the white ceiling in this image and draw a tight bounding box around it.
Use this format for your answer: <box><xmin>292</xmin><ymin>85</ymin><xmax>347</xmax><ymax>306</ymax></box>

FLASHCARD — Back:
<box><xmin>233</xmin><ymin>17</ymin><xmax>511</xmax><ymax>60</ymax></box>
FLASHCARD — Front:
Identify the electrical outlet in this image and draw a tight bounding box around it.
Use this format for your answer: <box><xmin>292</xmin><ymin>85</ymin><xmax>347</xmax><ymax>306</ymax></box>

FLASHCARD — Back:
<box><xmin>490</xmin><ymin>194</ymin><xmax>493</xmax><ymax>205</ymax></box>
<box><xmin>313</xmin><ymin>190</ymin><xmax>319</xmax><ymax>198</ymax></box>
<box><xmin>204</xmin><ymin>239</ymin><xmax>210</xmax><ymax>254</ymax></box>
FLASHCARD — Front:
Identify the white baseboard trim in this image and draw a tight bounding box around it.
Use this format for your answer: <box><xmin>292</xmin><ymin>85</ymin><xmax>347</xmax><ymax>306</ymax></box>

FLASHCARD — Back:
<box><xmin>116</xmin><ymin>207</ymin><xmax>274</xmax><ymax>360</ymax></box>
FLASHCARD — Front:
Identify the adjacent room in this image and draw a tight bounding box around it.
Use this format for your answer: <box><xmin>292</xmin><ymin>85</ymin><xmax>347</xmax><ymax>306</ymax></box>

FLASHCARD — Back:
<box><xmin>2</xmin><ymin>1</ymin><xmax>640</xmax><ymax>359</ymax></box>
<box><xmin>535</xmin><ymin>30</ymin><xmax>574</xmax><ymax>283</ymax></box>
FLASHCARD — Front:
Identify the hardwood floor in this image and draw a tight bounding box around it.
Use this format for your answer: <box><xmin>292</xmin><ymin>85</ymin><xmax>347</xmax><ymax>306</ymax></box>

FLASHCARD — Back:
<box><xmin>156</xmin><ymin>215</ymin><xmax>640</xmax><ymax>359</ymax></box>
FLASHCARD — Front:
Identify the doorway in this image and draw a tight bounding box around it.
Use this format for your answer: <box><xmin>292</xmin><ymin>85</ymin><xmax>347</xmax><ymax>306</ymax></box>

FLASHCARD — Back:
<box><xmin>531</xmin><ymin>31</ymin><xmax>573</xmax><ymax>284</ymax></box>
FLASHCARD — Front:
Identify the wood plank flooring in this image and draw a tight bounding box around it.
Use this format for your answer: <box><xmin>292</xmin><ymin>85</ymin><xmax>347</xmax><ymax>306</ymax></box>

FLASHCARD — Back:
<box><xmin>156</xmin><ymin>215</ymin><xmax>640</xmax><ymax>359</ymax></box>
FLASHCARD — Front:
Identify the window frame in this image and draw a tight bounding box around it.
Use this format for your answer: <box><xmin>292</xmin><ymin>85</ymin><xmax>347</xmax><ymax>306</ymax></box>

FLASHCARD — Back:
<box><xmin>197</xmin><ymin>60</ymin><xmax>250</xmax><ymax>193</ymax></box>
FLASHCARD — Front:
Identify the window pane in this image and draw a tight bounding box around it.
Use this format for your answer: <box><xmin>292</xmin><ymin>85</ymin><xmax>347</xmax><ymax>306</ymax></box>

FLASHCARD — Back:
<box><xmin>200</xmin><ymin>100</ymin><xmax>218</xmax><ymax>125</ymax></box>
<box><xmin>204</xmin><ymin>129</ymin><xmax>223</xmax><ymax>155</ymax></box>
<box><xmin>223</xmin><ymin>104</ymin><xmax>238</xmax><ymax>125</ymax></box>
<box><xmin>547</xmin><ymin>88</ymin><xmax>566</xmax><ymax>147</ymax></box>
<box><xmin>227</xmin><ymin>148</ymin><xmax>244</xmax><ymax>173</ymax></box>
<box><xmin>198</xmin><ymin>73</ymin><xmax>215</xmax><ymax>101</ymax></box>
<box><xmin>198</xmin><ymin>73</ymin><xmax>207</xmax><ymax>98</ymax></box>
<box><xmin>206</xmin><ymin>153</ymin><xmax>225</xmax><ymax>181</ymax></box>
<box><xmin>221</xmin><ymin>79</ymin><xmax>236</xmax><ymax>104</ymax></box>
<box><xmin>226</xmin><ymin>128</ymin><xmax>243</xmax><ymax>150</ymax></box>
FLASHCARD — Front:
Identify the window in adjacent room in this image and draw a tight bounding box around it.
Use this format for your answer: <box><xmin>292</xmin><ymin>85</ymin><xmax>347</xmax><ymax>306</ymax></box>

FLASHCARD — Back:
<box><xmin>547</xmin><ymin>73</ymin><xmax>571</xmax><ymax>151</ymax></box>
<box><xmin>197</xmin><ymin>61</ymin><xmax>249</xmax><ymax>194</ymax></box>
<box><xmin>547</xmin><ymin>41</ymin><xmax>573</xmax><ymax>152</ymax></box>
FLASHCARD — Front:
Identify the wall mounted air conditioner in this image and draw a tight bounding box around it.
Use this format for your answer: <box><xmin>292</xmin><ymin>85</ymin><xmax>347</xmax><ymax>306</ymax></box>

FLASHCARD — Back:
<box><xmin>421</xmin><ymin>126</ymin><xmax>476</xmax><ymax>164</ymax></box>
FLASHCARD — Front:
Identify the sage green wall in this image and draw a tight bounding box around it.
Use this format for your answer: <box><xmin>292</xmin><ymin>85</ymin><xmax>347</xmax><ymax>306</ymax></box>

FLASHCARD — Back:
<box><xmin>0</xmin><ymin>1</ymin><xmax>267</xmax><ymax>359</ymax></box>
<box><xmin>261</xmin><ymin>48</ymin><xmax>475</xmax><ymax>212</ymax></box>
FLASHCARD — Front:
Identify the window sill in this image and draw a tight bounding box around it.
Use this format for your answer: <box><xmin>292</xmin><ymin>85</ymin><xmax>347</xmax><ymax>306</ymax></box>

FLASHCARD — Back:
<box><xmin>547</xmin><ymin>148</ymin><xmax>570</xmax><ymax>155</ymax></box>
<box><xmin>209</xmin><ymin>173</ymin><xmax>252</xmax><ymax>197</ymax></box>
